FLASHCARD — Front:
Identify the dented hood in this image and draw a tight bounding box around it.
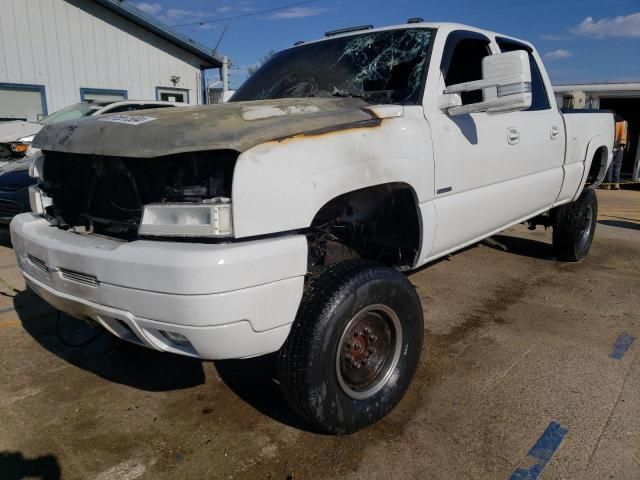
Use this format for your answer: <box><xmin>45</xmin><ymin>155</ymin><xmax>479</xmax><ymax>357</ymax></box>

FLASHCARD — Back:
<box><xmin>32</xmin><ymin>98</ymin><xmax>383</xmax><ymax>158</ymax></box>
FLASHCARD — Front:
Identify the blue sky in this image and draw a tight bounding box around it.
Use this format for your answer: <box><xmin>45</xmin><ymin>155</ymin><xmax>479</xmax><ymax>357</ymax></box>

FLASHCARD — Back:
<box><xmin>131</xmin><ymin>0</ymin><xmax>640</xmax><ymax>89</ymax></box>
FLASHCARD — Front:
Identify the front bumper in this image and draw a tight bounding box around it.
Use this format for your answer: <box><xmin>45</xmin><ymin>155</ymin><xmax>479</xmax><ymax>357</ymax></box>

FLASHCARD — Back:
<box><xmin>10</xmin><ymin>213</ymin><xmax>307</xmax><ymax>359</ymax></box>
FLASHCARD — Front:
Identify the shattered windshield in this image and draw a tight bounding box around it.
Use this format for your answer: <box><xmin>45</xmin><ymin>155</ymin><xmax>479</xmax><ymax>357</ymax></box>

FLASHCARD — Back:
<box><xmin>232</xmin><ymin>28</ymin><xmax>434</xmax><ymax>105</ymax></box>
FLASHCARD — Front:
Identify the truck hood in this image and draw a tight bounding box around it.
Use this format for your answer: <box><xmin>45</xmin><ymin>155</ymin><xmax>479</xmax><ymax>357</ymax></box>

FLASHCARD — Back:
<box><xmin>0</xmin><ymin>121</ymin><xmax>42</xmax><ymax>143</ymax></box>
<box><xmin>33</xmin><ymin>98</ymin><xmax>392</xmax><ymax>158</ymax></box>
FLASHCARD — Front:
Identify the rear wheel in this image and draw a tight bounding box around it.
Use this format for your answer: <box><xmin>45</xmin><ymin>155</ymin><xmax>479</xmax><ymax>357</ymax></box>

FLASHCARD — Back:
<box><xmin>277</xmin><ymin>260</ymin><xmax>423</xmax><ymax>434</ymax></box>
<box><xmin>552</xmin><ymin>189</ymin><xmax>598</xmax><ymax>261</ymax></box>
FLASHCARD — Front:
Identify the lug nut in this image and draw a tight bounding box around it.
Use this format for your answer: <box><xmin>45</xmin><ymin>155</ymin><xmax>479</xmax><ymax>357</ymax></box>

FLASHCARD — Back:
<box><xmin>368</xmin><ymin>347</ymin><xmax>375</xmax><ymax>354</ymax></box>
<box><xmin>364</xmin><ymin>327</ymin><xmax>372</xmax><ymax>335</ymax></box>
<box><xmin>353</xmin><ymin>362</ymin><xmax>361</xmax><ymax>369</ymax></box>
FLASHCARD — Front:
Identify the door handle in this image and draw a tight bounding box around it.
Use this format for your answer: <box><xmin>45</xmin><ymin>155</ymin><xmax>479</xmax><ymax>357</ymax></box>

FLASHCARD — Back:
<box><xmin>550</xmin><ymin>126</ymin><xmax>561</xmax><ymax>139</ymax></box>
<box><xmin>507</xmin><ymin>127</ymin><xmax>520</xmax><ymax>145</ymax></box>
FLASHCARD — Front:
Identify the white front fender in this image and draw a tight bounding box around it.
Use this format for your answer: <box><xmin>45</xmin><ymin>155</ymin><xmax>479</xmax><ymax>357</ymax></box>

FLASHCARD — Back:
<box><xmin>231</xmin><ymin>110</ymin><xmax>434</xmax><ymax>238</ymax></box>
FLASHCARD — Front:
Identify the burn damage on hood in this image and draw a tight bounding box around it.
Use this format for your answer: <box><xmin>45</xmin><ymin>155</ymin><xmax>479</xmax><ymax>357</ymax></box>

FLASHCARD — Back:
<box><xmin>32</xmin><ymin>98</ymin><xmax>382</xmax><ymax>158</ymax></box>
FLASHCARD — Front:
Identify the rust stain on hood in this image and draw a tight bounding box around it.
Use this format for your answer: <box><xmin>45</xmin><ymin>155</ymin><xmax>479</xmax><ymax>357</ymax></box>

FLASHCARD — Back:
<box><xmin>33</xmin><ymin>98</ymin><xmax>382</xmax><ymax>158</ymax></box>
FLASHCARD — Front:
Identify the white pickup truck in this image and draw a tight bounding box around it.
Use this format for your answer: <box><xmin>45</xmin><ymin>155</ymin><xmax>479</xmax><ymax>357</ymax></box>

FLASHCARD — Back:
<box><xmin>11</xmin><ymin>22</ymin><xmax>613</xmax><ymax>434</ymax></box>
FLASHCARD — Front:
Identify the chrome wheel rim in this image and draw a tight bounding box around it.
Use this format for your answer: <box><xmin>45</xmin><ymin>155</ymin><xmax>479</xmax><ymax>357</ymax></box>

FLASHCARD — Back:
<box><xmin>580</xmin><ymin>204</ymin><xmax>594</xmax><ymax>245</ymax></box>
<box><xmin>335</xmin><ymin>304</ymin><xmax>403</xmax><ymax>400</ymax></box>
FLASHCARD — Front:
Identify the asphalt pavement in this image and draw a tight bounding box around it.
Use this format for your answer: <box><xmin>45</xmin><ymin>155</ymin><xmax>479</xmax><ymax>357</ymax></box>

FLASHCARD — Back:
<box><xmin>0</xmin><ymin>189</ymin><xmax>638</xmax><ymax>480</ymax></box>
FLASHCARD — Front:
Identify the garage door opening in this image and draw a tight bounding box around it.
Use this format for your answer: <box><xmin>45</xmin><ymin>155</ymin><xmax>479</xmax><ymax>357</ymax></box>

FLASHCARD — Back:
<box><xmin>80</xmin><ymin>88</ymin><xmax>128</xmax><ymax>103</ymax></box>
<box><xmin>599</xmin><ymin>98</ymin><xmax>640</xmax><ymax>181</ymax></box>
<box><xmin>0</xmin><ymin>83</ymin><xmax>47</xmax><ymax>122</ymax></box>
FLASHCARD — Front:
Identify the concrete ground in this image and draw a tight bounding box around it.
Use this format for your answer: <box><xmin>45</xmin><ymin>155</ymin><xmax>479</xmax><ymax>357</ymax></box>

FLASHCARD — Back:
<box><xmin>0</xmin><ymin>190</ymin><xmax>638</xmax><ymax>480</ymax></box>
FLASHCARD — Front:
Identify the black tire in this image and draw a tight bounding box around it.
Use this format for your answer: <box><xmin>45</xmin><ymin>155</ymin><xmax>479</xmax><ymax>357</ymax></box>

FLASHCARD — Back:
<box><xmin>552</xmin><ymin>189</ymin><xmax>598</xmax><ymax>262</ymax></box>
<box><xmin>277</xmin><ymin>260</ymin><xmax>424</xmax><ymax>434</ymax></box>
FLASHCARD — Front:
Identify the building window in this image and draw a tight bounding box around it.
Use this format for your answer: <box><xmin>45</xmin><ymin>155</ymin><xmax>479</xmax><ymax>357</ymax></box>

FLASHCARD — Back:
<box><xmin>156</xmin><ymin>87</ymin><xmax>189</xmax><ymax>103</ymax></box>
<box><xmin>80</xmin><ymin>88</ymin><xmax>128</xmax><ymax>102</ymax></box>
<box><xmin>0</xmin><ymin>83</ymin><xmax>47</xmax><ymax>122</ymax></box>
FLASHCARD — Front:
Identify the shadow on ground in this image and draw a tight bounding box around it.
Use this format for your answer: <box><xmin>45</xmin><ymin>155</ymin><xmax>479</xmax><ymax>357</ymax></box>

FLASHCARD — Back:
<box><xmin>14</xmin><ymin>288</ymin><xmax>205</xmax><ymax>392</ymax></box>
<box><xmin>214</xmin><ymin>354</ymin><xmax>316</xmax><ymax>433</ymax></box>
<box><xmin>0</xmin><ymin>227</ymin><xmax>12</xmax><ymax>248</ymax></box>
<box><xmin>599</xmin><ymin>219</ymin><xmax>640</xmax><ymax>231</ymax></box>
<box><xmin>14</xmin><ymin>287</ymin><xmax>312</xmax><ymax>430</ymax></box>
<box><xmin>485</xmin><ymin>234</ymin><xmax>556</xmax><ymax>261</ymax></box>
<box><xmin>0</xmin><ymin>451</ymin><xmax>61</xmax><ymax>480</ymax></box>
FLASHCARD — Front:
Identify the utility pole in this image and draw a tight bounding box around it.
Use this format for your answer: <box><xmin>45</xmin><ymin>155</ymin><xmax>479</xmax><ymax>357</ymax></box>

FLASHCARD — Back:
<box><xmin>222</xmin><ymin>56</ymin><xmax>229</xmax><ymax>95</ymax></box>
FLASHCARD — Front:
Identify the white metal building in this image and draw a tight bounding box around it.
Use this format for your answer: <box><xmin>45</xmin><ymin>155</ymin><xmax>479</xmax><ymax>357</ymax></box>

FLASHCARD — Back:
<box><xmin>554</xmin><ymin>82</ymin><xmax>640</xmax><ymax>181</ymax></box>
<box><xmin>0</xmin><ymin>0</ymin><xmax>223</xmax><ymax>122</ymax></box>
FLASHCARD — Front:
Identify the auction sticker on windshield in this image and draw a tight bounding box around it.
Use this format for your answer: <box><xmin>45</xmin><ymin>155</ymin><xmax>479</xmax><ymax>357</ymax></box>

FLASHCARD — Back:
<box><xmin>99</xmin><ymin>115</ymin><xmax>157</xmax><ymax>125</ymax></box>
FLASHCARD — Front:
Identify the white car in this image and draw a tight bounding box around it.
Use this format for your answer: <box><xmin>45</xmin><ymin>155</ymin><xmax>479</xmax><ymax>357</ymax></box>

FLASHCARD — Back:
<box><xmin>0</xmin><ymin>100</ymin><xmax>184</xmax><ymax>165</ymax></box>
<box><xmin>11</xmin><ymin>22</ymin><xmax>613</xmax><ymax>434</ymax></box>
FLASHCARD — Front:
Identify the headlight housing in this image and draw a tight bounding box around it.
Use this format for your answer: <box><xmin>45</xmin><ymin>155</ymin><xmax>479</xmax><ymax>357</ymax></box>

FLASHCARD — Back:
<box><xmin>29</xmin><ymin>185</ymin><xmax>52</xmax><ymax>215</ymax></box>
<box><xmin>138</xmin><ymin>199</ymin><xmax>233</xmax><ymax>237</ymax></box>
<box><xmin>27</xmin><ymin>148</ymin><xmax>45</xmax><ymax>178</ymax></box>
<box><xmin>10</xmin><ymin>135</ymin><xmax>36</xmax><ymax>155</ymax></box>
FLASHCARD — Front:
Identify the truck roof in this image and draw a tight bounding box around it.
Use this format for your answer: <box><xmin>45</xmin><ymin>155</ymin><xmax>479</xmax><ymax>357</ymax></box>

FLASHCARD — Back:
<box><xmin>293</xmin><ymin>21</ymin><xmax>534</xmax><ymax>52</ymax></box>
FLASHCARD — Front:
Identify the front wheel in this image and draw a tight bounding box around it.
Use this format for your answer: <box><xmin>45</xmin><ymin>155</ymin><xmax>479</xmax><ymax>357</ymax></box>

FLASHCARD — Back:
<box><xmin>552</xmin><ymin>189</ymin><xmax>598</xmax><ymax>261</ymax></box>
<box><xmin>277</xmin><ymin>260</ymin><xmax>424</xmax><ymax>434</ymax></box>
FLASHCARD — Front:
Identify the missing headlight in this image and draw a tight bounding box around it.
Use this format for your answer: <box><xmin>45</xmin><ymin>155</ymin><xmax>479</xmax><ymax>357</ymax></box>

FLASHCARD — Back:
<box><xmin>40</xmin><ymin>149</ymin><xmax>238</xmax><ymax>240</ymax></box>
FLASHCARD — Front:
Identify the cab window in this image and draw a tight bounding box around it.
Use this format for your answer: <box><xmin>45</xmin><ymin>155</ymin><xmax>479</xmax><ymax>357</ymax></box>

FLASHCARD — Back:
<box><xmin>441</xmin><ymin>31</ymin><xmax>492</xmax><ymax>105</ymax></box>
<box><xmin>496</xmin><ymin>39</ymin><xmax>550</xmax><ymax>111</ymax></box>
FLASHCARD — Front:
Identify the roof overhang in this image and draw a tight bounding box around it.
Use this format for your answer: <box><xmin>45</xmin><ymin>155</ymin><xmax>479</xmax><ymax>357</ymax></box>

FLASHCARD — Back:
<box><xmin>93</xmin><ymin>0</ymin><xmax>223</xmax><ymax>68</ymax></box>
<box><xmin>553</xmin><ymin>82</ymin><xmax>640</xmax><ymax>98</ymax></box>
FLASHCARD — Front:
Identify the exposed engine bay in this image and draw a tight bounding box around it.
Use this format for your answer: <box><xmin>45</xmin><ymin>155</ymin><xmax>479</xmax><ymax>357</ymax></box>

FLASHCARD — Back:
<box><xmin>39</xmin><ymin>150</ymin><xmax>237</xmax><ymax>239</ymax></box>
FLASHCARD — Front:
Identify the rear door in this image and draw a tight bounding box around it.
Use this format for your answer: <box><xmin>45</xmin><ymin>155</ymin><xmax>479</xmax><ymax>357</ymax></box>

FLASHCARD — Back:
<box><xmin>496</xmin><ymin>38</ymin><xmax>565</xmax><ymax>202</ymax></box>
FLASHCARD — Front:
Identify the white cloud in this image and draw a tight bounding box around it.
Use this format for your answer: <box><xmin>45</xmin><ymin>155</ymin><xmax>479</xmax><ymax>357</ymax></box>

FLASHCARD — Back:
<box><xmin>541</xmin><ymin>33</ymin><xmax>567</xmax><ymax>41</ymax></box>
<box><xmin>135</xmin><ymin>2</ymin><xmax>163</xmax><ymax>16</ymax></box>
<box><xmin>135</xmin><ymin>2</ymin><xmax>217</xmax><ymax>25</ymax></box>
<box><xmin>163</xmin><ymin>8</ymin><xmax>198</xmax><ymax>21</ymax></box>
<box><xmin>268</xmin><ymin>7</ymin><xmax>328</xmax><ymax>19</ymax></box>
<box><xmin>571</xmin><ymin>12</ymin><xmax>640</xmax><ymax>38</ymax></box>
<box><xmin>544</xmin><ymin>49</ymin><xmax>572</xmax><ymax>60</ymax></box>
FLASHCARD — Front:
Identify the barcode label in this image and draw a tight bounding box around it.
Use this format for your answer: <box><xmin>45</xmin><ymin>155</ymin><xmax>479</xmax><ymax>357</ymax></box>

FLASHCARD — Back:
<box><xmin>99</xmin><ymin>115</ymin><xmax>157</xmax><ymax>125</ymax></box>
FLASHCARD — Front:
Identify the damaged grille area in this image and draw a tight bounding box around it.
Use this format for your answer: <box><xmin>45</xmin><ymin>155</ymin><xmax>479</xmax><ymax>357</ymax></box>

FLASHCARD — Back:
<box><xmin>40</xmin><ymin>150</ymin><xmax>237</xmax><ymax>240</ymax></box>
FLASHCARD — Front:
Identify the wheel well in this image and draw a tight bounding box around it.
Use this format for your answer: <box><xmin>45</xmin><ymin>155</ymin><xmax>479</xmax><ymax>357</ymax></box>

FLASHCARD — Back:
<box><xmin>307</xmin><ymin>183</ymin><xmax>421</xmax><ymax>270</ymax></box>
<box><xmin>585</xmin><ymin>146</ymin><xmax>608</xmax><ymax>187</ymax></box>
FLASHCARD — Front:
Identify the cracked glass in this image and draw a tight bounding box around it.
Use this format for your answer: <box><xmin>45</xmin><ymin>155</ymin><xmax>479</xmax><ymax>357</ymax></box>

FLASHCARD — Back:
<box><xmin>232</xmin><ymin>28</ymin><xmax>435</xmax><ymax>105</ymax></box>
